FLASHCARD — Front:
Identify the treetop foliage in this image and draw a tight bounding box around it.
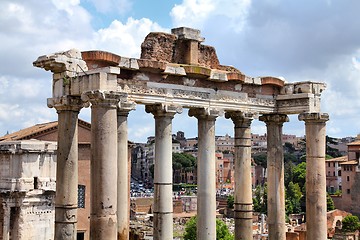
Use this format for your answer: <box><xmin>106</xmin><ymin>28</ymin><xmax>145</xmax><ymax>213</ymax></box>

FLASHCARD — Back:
<box><xmin>342</xmin><ymin>215</ymin><xmax>360</xmax><ymax>232</ymax></box>
<box><xmin>183</xmin><ymin>216</ymin><xmax>234</xmax><ymax>240</ymax></box>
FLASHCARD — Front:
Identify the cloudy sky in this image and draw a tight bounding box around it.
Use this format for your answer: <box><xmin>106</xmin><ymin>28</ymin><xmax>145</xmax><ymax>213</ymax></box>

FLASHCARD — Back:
<box><xmin>1</xmin><ymin>0</ymin><xmax>360</xmax><ymax>142</ymax></box>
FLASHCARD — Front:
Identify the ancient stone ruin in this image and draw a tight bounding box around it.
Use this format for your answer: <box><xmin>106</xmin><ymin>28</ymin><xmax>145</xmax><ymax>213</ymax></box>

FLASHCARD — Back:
<box><xmin>33</xmin><ymin>27</ymin><xmax>329</xmax><ymax>240</ymax></box>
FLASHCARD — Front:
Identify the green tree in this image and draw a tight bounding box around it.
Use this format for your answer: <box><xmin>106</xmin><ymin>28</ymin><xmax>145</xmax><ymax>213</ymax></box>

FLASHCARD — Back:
<box><xmin>284</xmin><ymin>152</ymin><xmax>297</xmax><ymax>163</ymax></box>
<box><xmin>284</xmin><ymin>142</ymin><xmax>296</xmax><ymax>154</ymax></box>
<box><xmin>284</xmin><ymin>161</ymin><xmax>295</xmax><ymax>187</ymax></box>
<box><xmin>291</xmin><ymin>162</ymin><xmax>307</xmax><ymax>211</ymax></box>
<box><xmin>342</xmin><ymin>215</ymin><xmax>360</xmax><ymax>232</ymax></box>
<box><xmin>253</xmin><ymin>153</ymin><xmax>267</xmax><ymax>169</ymax></box>
<box><xmin>183</xmin><ymin>216</ymin><xmax>196</xmax><ymax>239</ymax></box>
<box><xmin>327</xmin><ymin>193</ymin><xmax>335</xmax><ymax>211</ymax></box>
<box><xmin>293</xmin><ymin>162</ymin><xmax>306</xmax><ymax>191</ymax></box>
<box><xmin>173</xmin><ymin>152</ymin><xmax>196</xmax><ymax>170</ymax></box>
<box><xmin>183</xmin><ymin>216</ymin><xmax>234</xmax><ymax>240</ymax></box>
<box><xmin>326</xmin><ymin>136</ymin><xmax>342</xmax><ymax>158</ymax></box>
<box><xmin>285</xmin><ymin>182</ymin><xmax>302</xmax><ymax>215</ymax></box>
<box><xmin>253</xmin><ymin>184</ymin><xmax>267</xmax><ymax>214</ymax></box>
<box><xmin>227</xmin><ymin>195</ymin><xmax>234</xmax><ymax>209</ymax></box>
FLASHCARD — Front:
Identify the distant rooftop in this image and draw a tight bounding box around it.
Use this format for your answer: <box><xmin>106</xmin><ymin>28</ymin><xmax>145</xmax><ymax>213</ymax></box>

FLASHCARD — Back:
<box><xmin>0</xmin><ymin>119</ymin><xmax>91</xmax><ymax>142</ymax></box>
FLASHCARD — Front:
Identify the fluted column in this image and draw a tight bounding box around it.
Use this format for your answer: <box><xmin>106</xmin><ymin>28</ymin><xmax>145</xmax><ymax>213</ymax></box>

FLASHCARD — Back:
<box><xmin>225</xmin><ymin>112</ymin><xmax>253</xmax><ymax>240</ymax></box>
<box><xmin>82</xmin><ymin>90</ymin><xmax>122</xmax><ymax>240</ymax></box>
<box><xmin>259</xmin><ymin>114</ymin><xmax>289</xmax><ymax>240</ymax></box>
<box><xmin>189</xmin><ymin>108</ymin><xmax>221</xmax><ymax>240</ymax></box>
<box><xmin>146</xmin><ymin>104</ymin><xmax>182</xmax><ymax>240</ymax></box>
<box><xmin>49</xmin><ymin>96</ymin><xmax>84</xmax><ymax>240</ymax></box>
<box><xmin>299</xmin><ymin>113</ymin><xmax>329</xmax><ymax>240</ymax></box>
<box><xmin>117</xmin><ymin>102</ymin><xmax>136</xmax><ymax>240</ymax></box>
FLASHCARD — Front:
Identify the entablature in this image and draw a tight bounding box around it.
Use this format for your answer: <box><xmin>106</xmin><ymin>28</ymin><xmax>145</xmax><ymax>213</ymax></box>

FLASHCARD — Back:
<box><xmin>33</xmin><ymin>27</ymin><xmax>326</xmax><ymax>117</ymax></box>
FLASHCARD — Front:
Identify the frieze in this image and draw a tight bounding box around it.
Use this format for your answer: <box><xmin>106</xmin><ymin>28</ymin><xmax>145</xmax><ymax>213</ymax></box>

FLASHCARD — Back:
<box><xmin>276</xmin><ymin>98</ymin><xmax>310</xmax><ymax>108</ymax></box>
<box><xmin>172</xmin><ymin>89</ymin><xmax>211</xmax><ymax>100</ymax></box>
<box><xmin>247</xmin><ymin>97</ymin><xmax>275</xmax><ymax>107</ymax></box>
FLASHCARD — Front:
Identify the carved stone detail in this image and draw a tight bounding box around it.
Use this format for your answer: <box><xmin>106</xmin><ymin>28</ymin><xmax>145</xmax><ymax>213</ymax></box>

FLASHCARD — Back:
<box><xmin>145</xmin><ymin>104</ymin><xmax>182</xmax><ymax>117</ymax></box>
<box><xmin>259</xmin><ymin>114</ymin><xmax>289</xmax><ymax>124</ymax></box>
<box><xmin>48</xmin><ymin>96</ymin><xmax>87</xmax><ymax>112</ymax></box>
<box><xmin>225</xmin><ymin>112</ymin><xmax>254</xmax><ymax>127</ymax></box>
<box><xmin>298</xmin><ymin>112</ymin><xmax>329</xmax><ymax>123</ymax></box>
<box><xmin>81</xmin><ymin>90</ymin><xmax>126</xmax><ymax>108</ymax></box>
<box><xmin>188</xmin><ymin>108</ymin><xmax>224</xmax><ymax>119</ymax></box>
<box><xmin>33</xmin><ymin>49</ymin><xmax>88</xmax><ymax>77</ymax></box>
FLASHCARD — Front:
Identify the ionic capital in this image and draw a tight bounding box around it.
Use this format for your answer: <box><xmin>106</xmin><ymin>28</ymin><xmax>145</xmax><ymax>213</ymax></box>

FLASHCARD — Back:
<box><xmin>117</xmin><ymin>101</ymin><xmax>136</xmax><ymax>117</ymax></box>
<box><xmin>259</xmin><ymin>113</ymin><xmax>289</xmax><ymax>125</ymax></box>
<box><xmin>225</xmin><ymin>111</ymin><xmax>254</xmax><ymax>128</ymax></box>
<box><xmin>145</xmin><ymin>104</ymin><xmax>182</xmax><ymax>118</ymax></box>
<box><xmin>33</xmin><ymin>49</ymin><xmax>88</xmax><ymax>77</ymax></box>
<box><xmin>48</xmin><ymin>96</ymin><xmax>87</xmax><ymax>112</ymax></box>
<box><xmin>188</xmin><ymin>107</ymin><xmax>224</xmax><ymax>120</ymax></box>
<box><xmin>298</xmin><ymin>112</ymin><xmax>329</xmax><ymax>123</ymax></box>
<box><xmin>81</xmin><ymin>90</ymin><xmax>126</xmax><ymax>109</ymax></box>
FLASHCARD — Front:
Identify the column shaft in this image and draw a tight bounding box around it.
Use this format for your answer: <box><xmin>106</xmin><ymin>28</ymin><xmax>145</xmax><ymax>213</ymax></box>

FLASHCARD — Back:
<box><xmin>189</xmin><ymin>108</ymin><xmax>219</xmax><ymax>240</ymax></box>
<box><xmin>226</xmin><ymin>112</ymin><xmax>253</xmax><ymax>240</ymax></box>
<box><xmin>146</xmin><ymin>104</ymin><xmax>180</xmax><ymax>240</ymax></box>
<box><xmin>88</xmin><ymin>92</ymin><xmax>119</xmax><ymax>239</ymax></box>
<box><xmin>259</xmin><ymin>114</ymin><xmax>288</xmax><ymax>240</ymax></box>
<box><xmin>117</xmin><ymin>110</ymin><xmax>130</xmax><ymax>240</ymax></box>
<box><xmin>299</xmin><ymin>113</ymin><xmax>329</xmax><ymax>240</ymax></box>
<box><xmin>53</xmin><ymin>97</ymin><xmax>82</xmax><ymax>240</ymax></box>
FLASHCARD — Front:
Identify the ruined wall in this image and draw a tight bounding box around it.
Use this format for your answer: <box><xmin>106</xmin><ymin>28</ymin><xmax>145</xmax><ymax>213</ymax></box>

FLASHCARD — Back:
<box><xmin>140</xmin><ymin>32</ymin><xmax>177</xmax><ymax>62</ymax></box>
<box><xmin>351</xmin><ymin>172</ymin><xmax>360</xmax><ymax>217</ymax></box>
<box><xmin>0</xmin><ymin>140</ymin><xmax>56</xmax><ymax>240</ymax></box>
<box><xmin>78</xmin><ymin>144</ymin><xmax>91</xmax><ymax>240</ymax></box>
<box><xmin>0</xmin><ymin>142</ymin><xmax>56</xmax><ymax>192</ymax></box>
<box><xmin>140</xmin><ymin>31</ymin><xmax>221</xmax><ymax>70</ymax></box>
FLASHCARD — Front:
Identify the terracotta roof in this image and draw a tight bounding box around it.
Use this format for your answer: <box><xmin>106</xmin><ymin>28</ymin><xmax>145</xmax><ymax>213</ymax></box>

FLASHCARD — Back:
<box><xmin>347</xmin><ymin>140</ymin><xmax>360</xmax><ymax>146</ymax></box>
<box><xmin>325</xmin><ymin>156</ymin><xmax>348</xmax><ymax>162</ymax></box>
<box><xmin>339</xmin><ymin>160</ymin><xmax>358</xmax><ymax>165</ymax></box>
<box><xmin>0</xmin><ymin>119</ymin><xmax>91</xmax><ymax>142</ymax></box>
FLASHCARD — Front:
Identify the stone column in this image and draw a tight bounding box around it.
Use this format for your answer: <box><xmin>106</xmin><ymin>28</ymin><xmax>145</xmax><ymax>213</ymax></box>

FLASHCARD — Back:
<box><xmin>146</xmin><ymin>104</ymin><xmax>182</xmax><ymax>240</ymax></box>
<box><xmin>259</xmin><ymin>114</ymin><xmax>289</xmax><ymax>240</ymax></box>
<box><xmin>49</xmin><ymin>96</ymin><xmax>83</xmax><ymax>240</ymax></box>
<box><xmin>189</xmin><ymin>108</ymin><xmax>221</xmax><ymax>240</ymax></box>
<box><xmin>225</xmin><ymin>112</ymin><xmax>253</xmax><ymax>240</ymax></box>
<box><xmin>117</xmin><ymin>102</ymin><xmax>135</xmax><ymax>240</ymax></box>
<box><xmin>82</xmin><ymin>90</ymin><xmax>121</xmax><ymax>240</ymax></box>
<box><xmin>299</xmin><ymin>113</ymin><xmax>329</xmax><ymax>240</ymax></box>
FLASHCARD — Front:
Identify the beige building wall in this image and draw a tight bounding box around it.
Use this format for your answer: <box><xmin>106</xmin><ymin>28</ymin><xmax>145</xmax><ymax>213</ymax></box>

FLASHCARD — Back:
<box><xmin>0</xmin><ymin>140</ymin><xmax>57</xmax><ymax>240</ymax></box>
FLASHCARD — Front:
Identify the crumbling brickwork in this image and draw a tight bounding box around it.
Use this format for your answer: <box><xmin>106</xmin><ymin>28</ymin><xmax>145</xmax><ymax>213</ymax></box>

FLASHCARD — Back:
<box><xmin>141</xmin><ymin>31</ymin><xmax>221</xmax><ymax>69</ymax></box>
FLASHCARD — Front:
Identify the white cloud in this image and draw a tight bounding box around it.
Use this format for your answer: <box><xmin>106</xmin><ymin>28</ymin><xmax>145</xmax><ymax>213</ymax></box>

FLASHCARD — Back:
<box><xmin>93</xmin><ymin>17</ymin><xmax>167</xmax><ymax>58</ymax></box>
<box><xmin>85</xmin><ymin>0</ymin><xmax>132</xmax><ymax>15</ymax></box>
<box><xmin>1</xmin><ymin>0</ymin><xmax>360</xmax><ymax>142</ymax></box>
<box><xmin>0</xmin><ymin>0</ymin><xmax>167</xmax><ymax>140</ymax></box>
<box><xmin>171</xmin><ymin>0</ymin><xmax>251</xmax><ymax>31</ymax></box>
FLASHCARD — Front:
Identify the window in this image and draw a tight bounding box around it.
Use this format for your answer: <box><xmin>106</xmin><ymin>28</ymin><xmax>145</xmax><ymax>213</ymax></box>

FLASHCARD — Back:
<box><xmin>34</xmin><ymin>177</ymin><xmax>39</xmax><ymax>189</ymax></box>
<box><xmin>333</xmin><ymin>171</ymin><xmax>335</xmax><ymax>176</ymax></box>
<box><xmin>347</xmin><ymin>189</ymin><xmax>351</xmax><ymax>194</ymax></box>
<box><xmin>77</xmin><ymin>232</ymin><xmax>85</xmax><ymax>240</ymax></box>
<box><xmin>347</xmin><ymin>176</ymin><xmax>350</xmax><ymax>182</ymax></box>
<box><xmin>328</xmin><ymin>162</ymin><xmax>331</xmax><ymax>167</ymax></box>
<box><xmin>338</xmin><ymin>170</ymin><xmax>341</xmax><ymax>176</ymax></box>
<box><xmin>327</xmin><ymin>171</ymin><xmax>330</xmax><ymax>176</ymax></box>
<box><xmin>78</xmin><ymin>185</ymin><xmax>86</xmax><ymax>208</ymax></box>
<box><xmin>333</xmin><ymin>162</ymin><xmax>336</xmax><ymax>167</ymax></box>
